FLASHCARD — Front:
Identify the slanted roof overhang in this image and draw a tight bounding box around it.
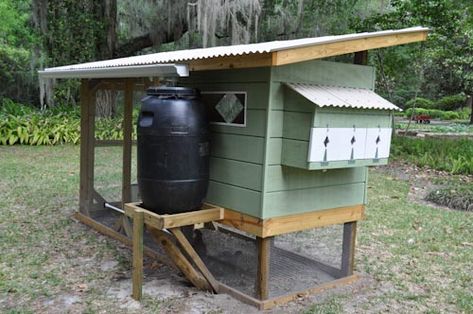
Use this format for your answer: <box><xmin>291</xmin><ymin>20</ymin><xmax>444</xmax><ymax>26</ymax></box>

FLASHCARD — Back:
<box><xmin>38</xmin><ymin>26</ymin><xmax>429</xmax><ymax>78</ymax></box>
<box><xmin>286</xmin><ymin>83</ymin><xmax>401</xmax><ymax>111</ymax></box>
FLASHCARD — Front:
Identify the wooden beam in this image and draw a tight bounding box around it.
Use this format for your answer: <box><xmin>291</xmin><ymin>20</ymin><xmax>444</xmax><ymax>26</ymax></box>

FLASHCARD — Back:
<box><xmin>124</xmin><ymin>202</ymin><xmax>224</xmax><ymax>230</ymax></box>
<box><xmin>217</xmin><ymin>283</ymin><xmax>264</xmax><ymax>309</ymax></box>
<box><xmin>341</xmin><ymin>221</ymin><xmax>357</xmax><ymax>276</ymax></box>
<box><xmin>148</xmin><ymin>227</ymin><xmax>212</xmax><ymax>291</ymax></box>
<box><xmin>79</xmin><ymin>79</ymin><xmax>96</xmax><ymax>216</ymax></box>
<box><xmin>170</xmin><ymin>228</ymin><xmax>219</xmax><ymax>292</ymax></box>
<box><xmin>256</xmin><ymin>236</ymin><xmax>271</xmax><ymax>300</ymax></box>
<box><xmin>122</xmin><ymin>79</ymin><xmax>134</xmax><ymax>207</ymax></box>
<box><xmin>220</xmin><ymin>205</ymin><xmax>365</xmax><ymax>238</ymax></box>
<box><xmin>72</xmin><ymin>212</ymin><xmax>172</xmax><ymax>267</ymax></box>
<box><xmin>188</xmin><ymin>53</ymin><xmax>272</xmax><ymax>71</ymax></box>
<box><xmin>260</xmin><ymin>274</ymin><xmax>359</xmax><ymax>310</ymax></box>
<box><xmin>132</xmin><ymin>209</ymin><xmax>144</xmax><ymax>301</ymax></box>
<box><xmin>272</xmin><ymin>31</ymin><xmax>428</xmax><ymax>66</ymax></box>
<box><xmin>354</xmin><ymin>50</ymin><xmax>368</xmax><ymax>65</ymax></box>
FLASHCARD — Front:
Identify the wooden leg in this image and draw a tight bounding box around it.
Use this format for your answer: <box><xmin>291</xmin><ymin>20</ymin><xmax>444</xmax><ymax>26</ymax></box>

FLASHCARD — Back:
<box><xmin>132</xmin><ymin>210</ymin><xmax>144</xmax><ymax>301</ymax></box>
<box><xmin>341</xmin><ymin>221</ymin><xmax>357</xmax><ymax>276</ymax></box>
<box><xmin>122</xmin><ymin>80</ymin><xmax>134</xmax><ymax>208</ymax></box>
<box><xmin>79</xmin><ymin>80</ymin><xmax>95</xmax><ymax>216</ymax></box>
<box><xmin>256</xmin><ymin>236</ymin><xmax>271</xmax><ymax>300</ymax></box>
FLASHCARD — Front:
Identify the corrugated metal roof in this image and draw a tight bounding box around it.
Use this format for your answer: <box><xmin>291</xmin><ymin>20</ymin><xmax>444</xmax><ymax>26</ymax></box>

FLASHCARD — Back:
<box><xmin>286</xmin><ymin>83</ymin><xmax>401</xmax><ymax>111</ymax></box>
<box><xmin>44</xmin><ymin>27</ymin><xmax>427</xmax><ymax>72</ymax></box>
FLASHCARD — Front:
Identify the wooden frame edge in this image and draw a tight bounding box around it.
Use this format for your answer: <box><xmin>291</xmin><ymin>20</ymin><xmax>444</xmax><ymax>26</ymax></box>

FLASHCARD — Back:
<box><xmin>220</xmin><ymin>205</ymin><xmax>365</xmax><ymax>238</ymax></box>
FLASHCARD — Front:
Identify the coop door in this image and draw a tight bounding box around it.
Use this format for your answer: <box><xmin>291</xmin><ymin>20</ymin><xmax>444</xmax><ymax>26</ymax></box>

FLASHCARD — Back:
<box><xmin>365</xmin><ymin>128</ymin><xmax>392</xmax><ymax>159</ymax></box>
<box><xmin>308</xmin><ymin>128</ymin><xmax>366</xmax><ymax>162</ymax></box>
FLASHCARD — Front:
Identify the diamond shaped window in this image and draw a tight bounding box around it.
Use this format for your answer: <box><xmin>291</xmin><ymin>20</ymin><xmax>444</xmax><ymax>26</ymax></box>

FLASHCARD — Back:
<box><xmin>201</xmin><ymin>92</ymin><xmax>247</xmax><ymax>126</ymax></box>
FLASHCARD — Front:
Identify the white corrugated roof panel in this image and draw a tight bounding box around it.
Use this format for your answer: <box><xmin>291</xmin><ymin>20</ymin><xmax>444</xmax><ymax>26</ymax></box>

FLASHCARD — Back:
<box><xmin>42</xmin><ymin>27</ymin><xmax>428</xmax><ymax>73</ymax></box>
<box><xmin>286</xmin><ymin>83</ymin><xmax>401</xmax><ymax>111</ymax></box>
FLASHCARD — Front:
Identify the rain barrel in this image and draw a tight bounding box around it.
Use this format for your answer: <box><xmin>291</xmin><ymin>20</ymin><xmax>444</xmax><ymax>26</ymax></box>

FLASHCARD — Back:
<box><xmin>137</xmin><ymin>86</ymin><xmax>209</xmax><ymax>214</ymax></box>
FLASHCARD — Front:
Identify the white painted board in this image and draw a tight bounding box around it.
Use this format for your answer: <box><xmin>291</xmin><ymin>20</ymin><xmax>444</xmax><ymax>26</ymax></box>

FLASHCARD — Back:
<box><xmin>308</xmin><ymin>128</ymin><xmax>366</xmax><ymax>162</ymax></box>
<box><xmin>365</xmin><ymin>128</ymin><xmax>392</xmax><ymax>159</ymax></box>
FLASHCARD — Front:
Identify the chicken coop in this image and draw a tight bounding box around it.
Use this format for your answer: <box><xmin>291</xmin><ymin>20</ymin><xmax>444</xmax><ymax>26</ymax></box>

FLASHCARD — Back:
<box><xmin>39</xmin><ymin>26</ymin><xmax>428</xmax><ymax>309</ymax></box>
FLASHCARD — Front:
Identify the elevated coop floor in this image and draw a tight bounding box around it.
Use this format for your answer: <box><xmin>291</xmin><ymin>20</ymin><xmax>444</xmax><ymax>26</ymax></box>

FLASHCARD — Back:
<box><xmin>76</xmin><ymin>208</ymin><xmax>359</xmax><ymax>309</ymax></box>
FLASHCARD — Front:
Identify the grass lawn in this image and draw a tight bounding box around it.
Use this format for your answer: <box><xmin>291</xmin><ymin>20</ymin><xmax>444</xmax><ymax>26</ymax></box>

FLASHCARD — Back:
<box><xmin>0</xmin><ymin>145</ymin><xmax>472</xmax><ymax>313</ymax></box>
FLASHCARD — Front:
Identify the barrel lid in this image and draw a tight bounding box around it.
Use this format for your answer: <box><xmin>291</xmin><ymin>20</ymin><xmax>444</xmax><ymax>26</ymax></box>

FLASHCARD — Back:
<box><xmin>146</xmin><ymin>86</ymin><xmax>199</xmax><ymax>97</ymax></box>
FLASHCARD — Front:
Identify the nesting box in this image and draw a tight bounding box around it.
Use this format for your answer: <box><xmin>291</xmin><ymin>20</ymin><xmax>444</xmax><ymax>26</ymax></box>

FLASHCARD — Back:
<box><xmin>181</xmin><ymin>59</ymin><xmax>398</xmax><ymax>220</ymax></box>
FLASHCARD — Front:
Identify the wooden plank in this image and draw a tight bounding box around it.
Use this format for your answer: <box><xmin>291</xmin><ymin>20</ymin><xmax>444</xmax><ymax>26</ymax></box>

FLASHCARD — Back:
<box><xmin>260</xmin><ymin>274</ymin><xmax>359</xmax><ymax>310</ymax></box>
<box><xmin>264</xmin><ymin>182</ymin><xmax>366</xmax><ymax>218</ymax></box>
<box><xmin>270</xmin><ymin>61</ymin><xmax>376</xmax><ymax>96</ymax></box>
<box><xmin>132</xmin><ymin>209</ymin><xmax>144</xmax><ymax>300</ymax></box>
<box><xmin>267</xmin><ymin>138</ymin><xmax>282</xmax><ymax>165</ymax></box>
<box><xmin>161</xmin><ymin>208</ymin><xmax>224</xmax><ymax>229</ymax></box>
<box><xmin>220</xmin><ymin>205</ymin><xmax>364</xmax><ymax>238</ymax></box>
<box><xmin>170</xmin><ymin>228</ymin><xmax>219</xmax><ymax>292</ymax></box>
<box><xmin>217</xmin><ymin>282</ymin><xmax>264</xmax><ymax>309</ymax></box>
<box><xmin>209</xmin><ymin>157</ymin><xmax>263</xmax><ymax>191</ymax></box>
<box><xmin>148</xmin><ymin>228</ymin><xmax>212</xmax><ymax>291</ymax></box>
<box><xmin>124</xmin><ymin>202</ymin><xmax>224</xmax><ymax>230</ymax></box>
<box><xmin>256</xmin><ymin>236</ymin><xmax>271</xmax><ymax>300</ymax></box>
<box><xmin>272</xmin><ymin>31</ymin><xmax>428</xmax><ymax>66</ymax></box>
<box><xmin>79</xmin><ymin>80</ymin><xmax>91</xmax><ymax>216</ymax></box>
<box><xmin>313</xmin><ymin>107</ymin><xmax>392</xmax><ymax>128</ymax></box>
<box><xmin>210</xmin><ymin>133</ymin><xmax>265</xmax><ymax>164</ymax></box>
<box><xmin>182</xmin><ymin>68</ymin><xmax>270</xmax><ymax>84</ymax></box>
<box><xmin>72</xmin><ymin>212</ymin><xmax>172</xmax><ymax>267</ymax></box>
<box><xmin>188</xmin><ymin>53</ymin><xmax>273</xmax><ymax>71</ymax></box>
<box><xmin>282</xmin><ymin>111</ymin><xmax>312</xmax><ymax>141</ymax></box>
<box><xmin>341</xmin><ymin>221</ymin><xmax>357</xmax><ymax>276</ymax></box>
<box><xmin>207</xmin><ymin>181</ymin><xmax>262</xmax><ymax>218</ymax></box>
<box><xmin>265</xmin><ymin>165</ymin><xmax>366</xmax><ymax>193</ymax></box>
<box><xmin>220</xmin><ymin>209</ymin><xmax>264</xmax><ymax>238</ymax></box>
<box><xmin>262</xmin><ymin>205</ymin><xmax>364</xmax><ymax>237</ymax></box>
<box><xmin>122</xmin><ymin>79</ymin><xmax>134</xmax><ymax>208</ymax></box>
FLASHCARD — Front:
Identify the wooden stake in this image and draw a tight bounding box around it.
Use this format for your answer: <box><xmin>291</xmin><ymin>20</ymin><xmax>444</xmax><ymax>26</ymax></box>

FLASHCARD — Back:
<box><xmin>132</xmin><ymin>209</ymin><xmax>144</xmax><ymax>300</ymax></box>
<box><xmin>171</xmin><ymin>228</ymin><xmax>219</xmax><ymax>292</ymax></box>
<box><xmin>341</xmin><ymin>221</ymin><xmax>357</xmax><ymax>276</ymax></box>
<box><xmin>256</xmin><ymin>236</ymin><xmax>271</xmax><ymax>300</ymax></box>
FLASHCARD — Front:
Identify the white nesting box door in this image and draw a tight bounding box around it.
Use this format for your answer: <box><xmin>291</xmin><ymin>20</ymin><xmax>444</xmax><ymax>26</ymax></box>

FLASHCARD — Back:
<box><xmin>308</xmin><ymin>127</ymin><xmax>392</xmax><ymax>162</ymax></box>
<box><xmin>308</xmin><ymin>128</ymin><xmax>366</xmax><ymax>162</ymax></box>
<box><xmin>365</xmin><ymin>128</ymin><xmax>392</xmax><ymax>159</ymax></box>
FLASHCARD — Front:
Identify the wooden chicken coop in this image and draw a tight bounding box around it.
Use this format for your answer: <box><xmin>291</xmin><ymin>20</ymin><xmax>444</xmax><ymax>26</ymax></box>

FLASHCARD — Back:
<box><xmin>39</xmin><ymin>27</ymin><xmax>428</xmax><ymax>309</ymax></box>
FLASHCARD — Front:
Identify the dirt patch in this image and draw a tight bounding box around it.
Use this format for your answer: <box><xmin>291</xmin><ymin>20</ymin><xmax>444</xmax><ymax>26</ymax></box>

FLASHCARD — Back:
<box><xmin>377</xmin><ymin>160</ymin><xmax>472</xmax><ymax>211</ymax></box>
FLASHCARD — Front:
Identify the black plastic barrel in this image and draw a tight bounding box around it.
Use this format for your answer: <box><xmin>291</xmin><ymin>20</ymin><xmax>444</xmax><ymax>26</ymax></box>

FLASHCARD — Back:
<box><xmin>137</xmin><ymin>86</ymin><xmax>209</xmax><ymax>214</ymax></box>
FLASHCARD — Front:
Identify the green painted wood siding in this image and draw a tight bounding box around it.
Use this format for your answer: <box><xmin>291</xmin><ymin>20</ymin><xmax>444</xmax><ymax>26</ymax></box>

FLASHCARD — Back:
<box><xmin>181</xmin><ymin>69</ymin><xmax>270</xmax><ymax>217</ymax></box>
<box><xmin>260</xmin><ymin>60</ymin><xmax>379</xmax><ymax>218</ymax></box>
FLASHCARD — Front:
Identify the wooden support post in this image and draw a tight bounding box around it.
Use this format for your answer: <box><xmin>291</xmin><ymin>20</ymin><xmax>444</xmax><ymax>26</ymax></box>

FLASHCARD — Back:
<box><xmin>354</xmin><ymin>50</ymin><xmax>368</xmax><ymax>65</ymax></box>
<box><xmin>132</xmin><ymin>209</ymin><xmax>144</xmax><ymax>300</ymax></box>
<box><xmin>341</xmin><ymin>221</ymin><xmax>357</xmax><ymax>276</ymax></box>
<box><xmin>122</xmin><ymin>79</ymin><xmax>134</xmax><ymax>207</ymax></box>
<box><xmin>79</xmin><ymin>79</ymin><xmax>95</xmax><ymax>216</ymax></box>
<box><xmin>256</xmin><ymin>236</ymin><xmax>271</xmax><ymax>300</ymax></box>
<box><xmin>171</xmin><ymin>228</ymin><xmax>219</xmax><ymax>292</ymax></box>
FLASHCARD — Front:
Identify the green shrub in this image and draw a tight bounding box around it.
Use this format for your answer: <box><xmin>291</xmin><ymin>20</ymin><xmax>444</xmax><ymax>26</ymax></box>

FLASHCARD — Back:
<box><xmin>404</xmin><ymin>97</ymin><xmax>434</xmax><ymax>110</ymax></box>
<box><xmin>435</xmin><ymin>94</ymin><xmax>467</xmax><ymax>111</ymax></box>
<box><xmin>0</xmin><ymin>98</ymin><xmax>34</xmax><ymax>116</ymax></box>
<box><xmin>391</xmin><ymin>136</ymin><xmax>473</xmax><ymax>175</ymax></box>
<box><xmin>404</xmin><ymin>108</ymin><xmax>466</xmax><ymax>120</ymax></box>
<box><xmin>0</xmin><ymin>101</ymin><xmax>137</xmax><ymax>146</ymax></box>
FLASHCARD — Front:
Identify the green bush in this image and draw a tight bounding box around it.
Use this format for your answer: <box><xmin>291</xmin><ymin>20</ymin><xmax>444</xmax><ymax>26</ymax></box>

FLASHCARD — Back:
<box><xmin>404</xmin><ymin>108</ymin><xmax>467</xmax><ymax>120</ymax></box>
<box><xmin>0</xmin><ymin>100</ymin><xmax>137</xmax><ymax>145</ymax></box>
<box><xmin>404</xmin><ymin>97</ymin><xmax>434</xmax><ymax>110</ymax></box>
<box><xmin>391</xmin><ymin>136</ymin><xmax>473</xmax><ymax>175</ymax></box>
<box><xmin>435</xmin><ymin>94</ymin><xmax>467</xmax><ymax>111</ymax></box>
